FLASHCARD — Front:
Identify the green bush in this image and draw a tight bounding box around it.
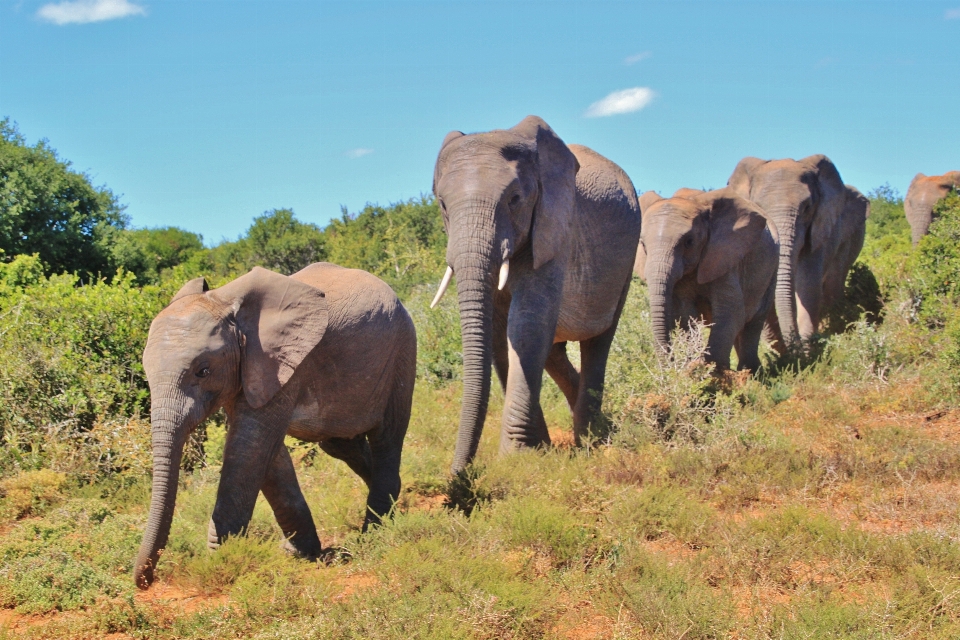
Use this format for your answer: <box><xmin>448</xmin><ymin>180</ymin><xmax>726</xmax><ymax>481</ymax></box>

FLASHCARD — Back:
<box><xmin>0</xmin><ymin>271</ymin><xmax>166</xmax><ymax>478</ymax></box>
<box><xmin>909</xmin><ymin>189</ymin><xmax>960</xmax><ymax>325</ymax></box>
<box><xmin>860</xmin><ymin>184</ymin><xmax>913</xmax><ymax>292</ymax></box>
<box><xmin>821</xmin><ymin>261</ymin><xmax>884</xmax><ymax>334</ymax></box>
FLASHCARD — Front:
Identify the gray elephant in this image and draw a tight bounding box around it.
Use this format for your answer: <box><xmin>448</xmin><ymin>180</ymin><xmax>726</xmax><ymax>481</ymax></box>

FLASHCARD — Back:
<box><xmin>134</xmin><ymin>263</ymin><xmax>416</xmax><ymax>589</ymax></box>
<box><xmin>635</xmin><ymin>188</ymin><xmax>778</xmax><ymax>371</ymax></box>
<box><xmin>430</xmin><ymin>116</ymin><xmax>640</xmax><ymax>473</ymax></box>
<box><xmin>822</xmin><ymin>185</ymin><xmax>869</xmax><ymax>314</ymax></box>
<box><xmin>728</xmin><ymin>155</ymin><xmax>856</xmax><ymax>348</ymax></box>
<box><xmin>905</xmin><ymin>171</ymin><xmax>960</xmax><ymax>244</ymax></box>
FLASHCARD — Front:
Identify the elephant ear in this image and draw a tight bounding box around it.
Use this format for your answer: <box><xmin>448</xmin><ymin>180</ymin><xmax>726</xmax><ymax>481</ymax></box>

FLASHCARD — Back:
<box><xmin>808</xmin><ymin>155</ymin><xmax>846</xmax><ymax>253</ymax></box>
<box><xmin>432</xmin><ymin>130</ymin><xmax>465</xmax><ymax>196</ymax></box>
<box><xmin>171</xmin><ymin>277</ymin><xmax>209</xmax><ymax>304</ymax></box>
<box><xmin>633</xmin><ymin>240</ymin><xmax>648</xmax><ymax>283</ymax></box>
<box><xmin>698</xmin><ymin>193</ymin><xmax>768</xmax><ymax>284</ymax></box>
<box><xmin>212</xmin><ymin>267</ymin><xmax>329</xmax><ymax>409</ymax></box>
<box><xmin>638</xmin><ymin>190</ymin><xmax>662</xmax><ymax>216</ymax></box>
<box><xmin>727</xmin><ymin>157</ymin><xmax>765</xmax><ymax>198</ymax></box>
<box><xmin>943</xmin><ymin>171</ymin><xmax>960</xmax><ymax>189</ymax></box>
<box><xmin>672</xmin><ymin>187</ymin><xmax>705</xmax><ymax>200</ymax></box>
<box><xmin>513</xmin><ymin>115</ymin><xmax>579</xmax><ymax>270</ymax></box>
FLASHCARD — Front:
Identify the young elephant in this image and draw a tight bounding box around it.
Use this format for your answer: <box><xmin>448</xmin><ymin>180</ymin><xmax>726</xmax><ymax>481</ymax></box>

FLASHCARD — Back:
<box><xmin>134</xmin><ymin>263</ymin><xmax>416</xmax><ymax>589</ymax></box>
<box><xmin>635</xmin><ymin>188</ymin><xmax>779</xmax><ymax>371</ymax></box>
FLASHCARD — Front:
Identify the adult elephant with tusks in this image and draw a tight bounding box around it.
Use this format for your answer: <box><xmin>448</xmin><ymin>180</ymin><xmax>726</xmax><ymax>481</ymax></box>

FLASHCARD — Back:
<box><xmin>430</xmin><ymin>115</ymin><xmax>641</xmax><ymax>474</ymax></box>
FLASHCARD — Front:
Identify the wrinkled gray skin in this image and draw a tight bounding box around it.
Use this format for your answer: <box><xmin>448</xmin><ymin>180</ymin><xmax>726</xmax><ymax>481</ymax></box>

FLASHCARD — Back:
<box><xmin>905</xmin><ymin>171</ymin><xmax>960</xmax><ymax>245</ymax></box>
<box><xmin>134</xmin><ymin>263</ymin><xmax>416</xmax><ymax>589</ymax></box>
<box><xmin>635</xmin><ymin>188</ymin><xmax>778</xmax><ymax>371</ymax></box>
<box><xmin>728</xmin><ymin>155</ymin><xmax>852</xmax><ymax>348</ymax></box>
<box><xmin>822</xmin><ymin>185</ymin><xmax>869</xmax><ymax>313</ymax></box>
<box><xmin>432</xmin><ymin>116</ymin><xmax>640</xmax><ymax>473</ymax></box>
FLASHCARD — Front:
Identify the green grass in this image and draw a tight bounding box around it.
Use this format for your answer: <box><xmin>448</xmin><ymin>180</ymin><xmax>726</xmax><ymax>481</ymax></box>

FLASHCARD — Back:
<box><xmin>2</xmin><ymin>191</ymin><xmax>960</xmax><ymax>638</ymax></box>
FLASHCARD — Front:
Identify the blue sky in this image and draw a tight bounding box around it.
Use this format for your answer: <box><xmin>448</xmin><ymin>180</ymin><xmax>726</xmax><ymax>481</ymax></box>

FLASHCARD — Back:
<box><xmin>1</xmin><ymin>1</ymin><xmax>958</xmax><ymax>244</ymax></box>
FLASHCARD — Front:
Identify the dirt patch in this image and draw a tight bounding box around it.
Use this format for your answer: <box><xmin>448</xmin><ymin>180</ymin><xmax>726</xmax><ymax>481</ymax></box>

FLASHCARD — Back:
<box><xmin>332</xmin><ymin>571</ymin><xmax>380</xmax><ymax>600</ymax></box>
<box><xmin>644</xmin><ymin>537</ymin><xmax>702</xmax><ymax>563</ymax></box>
<box><xmin>825</xmin><ymin>480</ymin><xmax>960</xmax><ymax>534</ymax></box>
<box><xmin>134</xmin><ymin>582</ymin><xmax>229</xmax><ymax>614</ymax></box>
<box><xmin>550</xmin><ymin>428</ymin><xmax>577</xmax><ymax>449</ymax></box>
<box><xmin>407</xmin><ymin>492</ymin><xmax>448</xmax><ymax>513</ymax></box>
<box><xmin>0</xmin><ymin>608</ymin><xmax>52</xmax><ymax>630</ymax></box>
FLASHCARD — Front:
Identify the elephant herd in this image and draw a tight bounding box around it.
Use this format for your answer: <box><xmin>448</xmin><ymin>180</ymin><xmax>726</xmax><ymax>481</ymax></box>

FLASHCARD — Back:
<box><xmin>133</xmin><ymin>115</ymin><xmax>957</xmax><ymax>589</ymax></box>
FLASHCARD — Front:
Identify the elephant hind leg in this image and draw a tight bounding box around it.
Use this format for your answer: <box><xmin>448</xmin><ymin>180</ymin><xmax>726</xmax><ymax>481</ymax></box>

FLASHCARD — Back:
<box><xmin>573</xmin><ymin>325</ymin><xmax>617</xmax><ymax>447</ymax></box>
<box><xmin>572</xmin><ymin>279</ymin><xmax>631</xmax><ymax>446</ymax></box>
<box><xmin>319</xmin><ymin>436</ymin><xmax>374</xmax><ymax>488</ymax></box>
<box><xmin>260</xmin><ymin>445</ymin><xmax>323</xmax><ymax>559</ymax></box>
<box><xmin>736</xmin><ymin>312</ymin><xmax>767</xmax><ymax>373</ymax></box>
<box><xmin>363</xmin><ymin>361</ymin><xmax>414</xmax><ymax>531</ymax></box>
<box><xmin>545</xmin><ymin>342</ymin><xmax>580</xmax><ymax>413</ymax></box>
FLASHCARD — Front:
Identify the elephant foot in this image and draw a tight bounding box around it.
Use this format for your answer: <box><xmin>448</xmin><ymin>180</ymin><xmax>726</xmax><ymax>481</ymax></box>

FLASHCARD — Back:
<box><xmin>279</xmin><ymin>534</ymin><xmax>324</xmax><ymax>560</ymax></box>
<box><xmin>280</xmin><ymin>538</ymin><xmax>341</xmax><ymax>565</ymax></box>
<box><xmin>207</xmin><ymin>519</ymin><xmax>220</xmax><ymax>551</ymax></box>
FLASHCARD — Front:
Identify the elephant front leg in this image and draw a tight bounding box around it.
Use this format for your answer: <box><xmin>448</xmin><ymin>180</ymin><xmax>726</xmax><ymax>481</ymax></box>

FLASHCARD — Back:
<box><xmin>209</xmin><ymin>410</ymin><xmax>288</xmax><ymax>548</ymax></box>
<box><xmin>705</xmin><ymin>276</ymin><xmax>745</xmax><ymax>371</ymax></box>
<box><xmin>500</xmin><ymin>263</ymin><xmax>563</xmax><ymax>454</ymax></box>
<box><xmin>795</xmin><ymin>252</ymin><xmax>825</xmax><ymax>343</ymax></box>
<box><xmin>260</xmin><ymin>444</ymin><xmax>322</xmax><ymax>559</ymax></box>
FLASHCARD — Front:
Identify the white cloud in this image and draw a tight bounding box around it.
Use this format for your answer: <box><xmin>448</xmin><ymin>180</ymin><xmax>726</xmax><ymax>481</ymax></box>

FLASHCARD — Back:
<box><xmin>37</xmin><ymin>0</ymin><xmax>146</xmax><ymax>25</ymax></box>
<box><xmin>946</xmin><ymin>8</ymin><xmax>960</xmax><ymax>19</ymax></box>
<box><xmin>584</xmin><ymin>87</ymin><xmax>656</xmax><ymax>118</ymax></box>
<box><xmin>624</xmin><ymin>51</ymin><xmax>651</xmax><ymax>65</ymax></box>
<box><xmin>345</xmin><ymin>148</ymin><xmax>373</xmax><ymax>159</ymax></box>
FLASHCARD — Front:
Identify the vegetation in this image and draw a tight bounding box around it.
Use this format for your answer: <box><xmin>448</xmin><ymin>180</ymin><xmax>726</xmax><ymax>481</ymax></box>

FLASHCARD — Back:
<box><xmin>0</xmin><ymin>119</ymin><xmax>126</xmax><ymax>279</ymax></box>
<box><xmin>1</xmin><ymin>131</ymin><xmax>960</xmax><ymax>637</ymax></box>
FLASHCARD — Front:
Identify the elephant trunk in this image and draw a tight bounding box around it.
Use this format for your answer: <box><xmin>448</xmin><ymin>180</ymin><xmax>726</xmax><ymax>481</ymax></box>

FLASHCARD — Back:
<box><xmin>449</xmin><ymin>205</ymin><xmax>497</xmax><ymax>475</ymax></box>
<box><xmin>768</xmin><ymin>208</ymin><xmax>800</xmax><ymax>347</ymax></box>
<box><xmin>134</xmin><ymin>387</ymin><xmax>191</xmax><ymax>589</ymax></box>
<box><xmin>647</xmin><ymin>251</ymin><xmax>677</xmax><ymax>355</ymax></box>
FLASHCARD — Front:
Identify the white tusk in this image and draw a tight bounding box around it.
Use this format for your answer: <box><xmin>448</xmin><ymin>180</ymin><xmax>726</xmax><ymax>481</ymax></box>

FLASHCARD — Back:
<box><xmin>498</xmin><ymin>259</ymin><xmax>509</xmax><ymax>291</ymax></box>
<box><xmin>430</xmin><ymin>266</ymin><xmax>454</xmax><ymax>308</ymax></box>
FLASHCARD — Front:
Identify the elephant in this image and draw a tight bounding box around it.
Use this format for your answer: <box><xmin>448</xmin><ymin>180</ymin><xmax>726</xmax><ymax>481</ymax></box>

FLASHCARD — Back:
<box><xmin>133</xmin><ymin>263</ymin><xmax>416</xmax><ymax>589</ymax></box>
<box><xmin>727</xmin><ymin>154</ymin><xmax>857</xmax><ymax>348</ymax></box>
<box><xmin>634</xmin><ymin>187</ymin><xmax>779</xmax><ymax>371</ymax></box>
<box><xmin>822</xmin><ymin>185</ymin><xmax>869</xmax><ymax>314</ymax></box>
<box><xmin>430</xmin><ymin>115</ymin><xmax>641</xmax><ymax>473</ymax></box>
<box><xmin>904</xmin><ymin>171</ymin><xmax>960</xmax><ymax>244</ymax></box>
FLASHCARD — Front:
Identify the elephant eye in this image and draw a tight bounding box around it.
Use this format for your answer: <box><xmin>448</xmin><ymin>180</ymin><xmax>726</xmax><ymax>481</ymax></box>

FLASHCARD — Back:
<box><xmin>196</xmin><ymin>367</ymin><xmax>211</xmax><ymax>378</ymax></box>
<box><xmin>509</xmin><ymin>194</ymin><xmax>521</xmax><ymax>208</ymax></box>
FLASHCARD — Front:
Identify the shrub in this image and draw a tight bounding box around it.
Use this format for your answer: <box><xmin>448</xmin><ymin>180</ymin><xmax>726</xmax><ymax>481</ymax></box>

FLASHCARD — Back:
<box><xmin>860</xmin><ymin>184</ymin><xmax>912</xmax><ymax>292</ymax></box>
<box><xmin>821</xmin><ymin>261</ymin><xmax>884</xmax><ymax>334</ymax></box>
<box><xmin>407</xmin><ymin>284</ymin><xmax>462</xmax><ymax>386</ymax></box>
<box><xmin>0</xmin><ymin>468</ymin><xmax>66</xmax><ymax>519</ymax></box>
<box><xmin>0</xmin><ymin>271</ymin><xmax>166</xmax><ymax>478</ymax></box>
<box><xmin>909</xmin><ymin>189</ymin><xmax>960</xmax><ymax>325</ymax></box>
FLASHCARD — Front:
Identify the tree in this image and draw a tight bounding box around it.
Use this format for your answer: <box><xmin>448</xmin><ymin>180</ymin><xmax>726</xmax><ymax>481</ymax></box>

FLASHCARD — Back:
<box><xmin>209</xmin><ymin>208</ymin><xmax>327</xmax><ymax>276</ymax></box>
<box><xmin>0</xmin><ymin>118</ymin><xmax>127</xmax><ymax>277</ymax></box>
<box><xmin>109</xmin><ymin>226</ymin><xmax>204</xmax><ymax>284</ymax></box>
<box><xmin>324</xmin><ymin>196</ymin><xmax>445</xmax><ymax>295</ymax></box>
